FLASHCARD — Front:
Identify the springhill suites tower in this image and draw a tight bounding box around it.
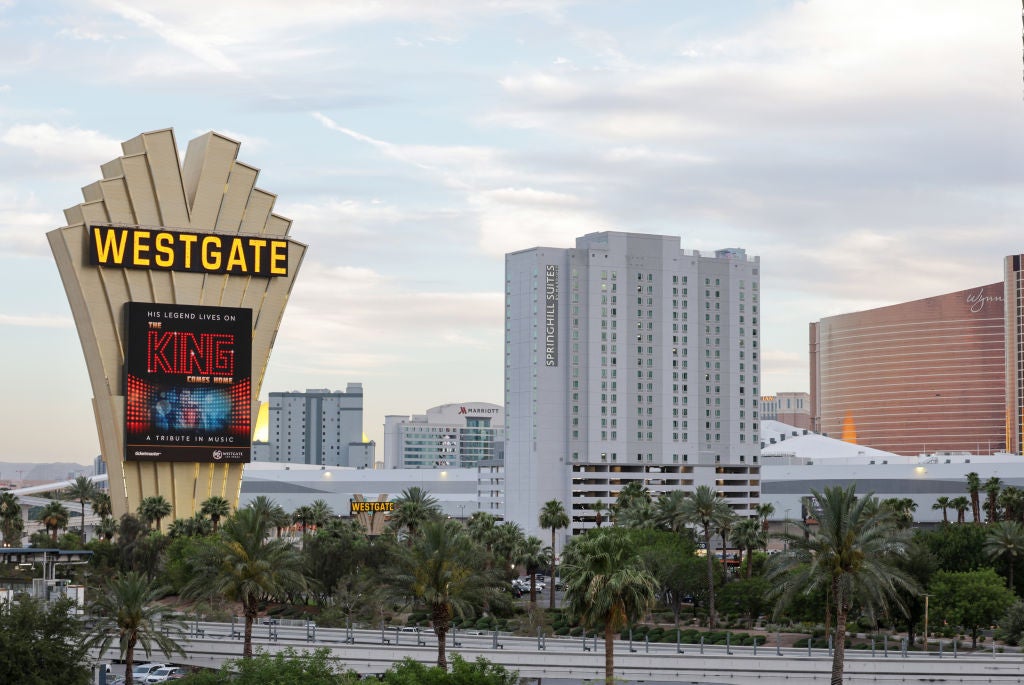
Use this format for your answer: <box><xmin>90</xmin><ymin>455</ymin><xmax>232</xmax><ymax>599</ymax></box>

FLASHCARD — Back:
<box><xmin>504</xmin><ymin>232</ymin><xmax>763</xmax><ymax>540</ymax></box>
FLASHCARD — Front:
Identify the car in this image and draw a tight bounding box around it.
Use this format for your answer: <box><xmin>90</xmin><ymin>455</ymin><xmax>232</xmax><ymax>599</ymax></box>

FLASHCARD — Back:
<box><xmin>131</xmin><ymin>664</ymin><xmax>166</xmax><ymax>679</ymax></box>
<box><xmin>145</xmin><ymin>666</ymin><xmax>187</xmax><ymax>683</ymax></box>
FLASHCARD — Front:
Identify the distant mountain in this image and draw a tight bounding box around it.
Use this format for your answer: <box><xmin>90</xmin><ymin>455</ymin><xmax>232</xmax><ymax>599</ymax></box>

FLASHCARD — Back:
<box><xmin>0</xmin><ymin>461</ymin><xmax>93</xmax><ymax>485</ymax></box>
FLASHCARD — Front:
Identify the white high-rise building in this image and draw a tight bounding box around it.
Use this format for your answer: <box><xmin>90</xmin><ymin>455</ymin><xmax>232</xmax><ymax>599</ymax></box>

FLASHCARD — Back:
<box><xmin>504</xmin><ymin>232</ymin><xmax>762</xmax><ymax>540</ymax></box>
<box><xmin>263</xmin><ymin>384</ymin><xmax>375</xmax><ymax>468</ymax></box>
<box><xmin>383</xmin><ymin>402</ymin><xmax>504</xmax><ymax>469</ymax></box>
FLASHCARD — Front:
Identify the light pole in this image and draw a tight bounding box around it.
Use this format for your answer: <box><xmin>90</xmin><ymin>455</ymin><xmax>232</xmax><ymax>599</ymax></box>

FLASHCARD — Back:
<box><xmin>458</xmin><ymin>504</ymin><xmax>466</xmax><ymax>520</ymax></box>
<box><xmin>923</xmin><ymin>594</ymin><xmax>931</xmax><ymax>653</ymax></box>
<box><xmin>784</xmin><ymin>508</ymin><xmax>791</xmax><ymax>550</ymax></box>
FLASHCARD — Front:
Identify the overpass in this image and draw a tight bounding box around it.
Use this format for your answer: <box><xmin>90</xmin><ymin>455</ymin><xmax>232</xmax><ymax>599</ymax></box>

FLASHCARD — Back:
<box><xmin>91</xmin><ymin>620</ymin><xmax>1024</xmax><ymax>684</ymax></box>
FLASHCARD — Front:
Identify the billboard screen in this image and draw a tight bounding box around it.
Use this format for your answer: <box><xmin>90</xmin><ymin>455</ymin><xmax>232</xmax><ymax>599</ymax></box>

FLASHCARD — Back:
<box><xmin>124</xmin><ymin>302</ymin><xmax>252</xmax><ymax>463</ymax></box>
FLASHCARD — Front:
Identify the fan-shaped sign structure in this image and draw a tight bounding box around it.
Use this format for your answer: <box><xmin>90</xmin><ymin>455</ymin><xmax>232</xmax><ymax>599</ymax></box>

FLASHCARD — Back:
<box><xmin>48</xmin><ymin>129</ymin><xmax>306</xmax><ymax>528</ymax></box>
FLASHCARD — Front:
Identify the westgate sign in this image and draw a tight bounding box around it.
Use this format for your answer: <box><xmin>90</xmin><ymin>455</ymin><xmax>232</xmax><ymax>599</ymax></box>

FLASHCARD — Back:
<box><xmin>90</xmin><ymin>224</ymin><xmax>289</xmax><ymax>277</ymax></box>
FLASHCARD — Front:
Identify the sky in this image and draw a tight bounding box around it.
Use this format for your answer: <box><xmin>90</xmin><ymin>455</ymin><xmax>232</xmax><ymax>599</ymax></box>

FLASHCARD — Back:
<box><xmin>1</xmin><ymin>0</ymin><xmax>1022</xmax><ymax>464</ymax></box>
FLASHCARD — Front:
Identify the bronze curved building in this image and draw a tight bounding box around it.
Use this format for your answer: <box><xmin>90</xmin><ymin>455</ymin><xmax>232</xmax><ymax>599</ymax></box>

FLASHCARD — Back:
<box><xmin>810</xmin><ymin>282</ymin><xmax>1006</xmax><ymax>456</ymax></box>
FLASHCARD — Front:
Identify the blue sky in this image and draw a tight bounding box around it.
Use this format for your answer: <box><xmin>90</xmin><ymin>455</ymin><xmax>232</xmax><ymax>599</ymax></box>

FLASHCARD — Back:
<box><xmin>1</xmin><ymin>0</ymin><xmax>1021</xmax><ymax>463</ymax></box>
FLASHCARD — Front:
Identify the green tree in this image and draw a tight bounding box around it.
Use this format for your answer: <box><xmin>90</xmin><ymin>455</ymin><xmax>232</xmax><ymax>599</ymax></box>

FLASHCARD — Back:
<box><xmin>387</xmin><ymin>519</ymin><xmax>500</xmax><ymax>669</ymax></box>
<box><xmin>85</xmin><ymin>571</ymin><xmax>186</xmax><ymax>685</ymax></box>
<box><xmin>950</xmin><ymin>496</ymin><xmax>970</xmax><ymax>524</ymax></box>
<box><xmin>984</xmin><ymin>476</ymin><xmax>1003</xmax><ymax>524</ymax></box>
<box><xmin>930</xmin><ymin>568</ymin><xmax>1016</xmax><ymax>648</ymax></box>
<box><xmin>137</xmin><ymin>495</ymin><xmax>172</xmax><ymax>531</ymax></box>
<box><xmin>178</xmin><ymin>647</ymin><xmax>360</xmax><ymax>685</ymax></box>
<box><xmin>516</xmin><ymin>535</ymin><xmax>550</xmax><ymax>608</ymax></box>
<box><xmin>966</xmin><ymin>472</ymin><xmax>982</xmax><ymax>524</ymax></box>
<box><xmin>37</xmin><ymin>500</ymin><xmax>70</xmax><ymax>541</ymax></box>
<box><xmin>932</xmin><ymin>496</ymin><xmax>951</xmax><ymax>524</ymax></box>
<box><xmin>882</xmin><ymin>497</ymin><xmax>918</xmax><ymax>529</ymax></box>
<box><xmin>309</xmin><ymin>499</ymin><xmax>334</xmax><ymax>529</ymax></box>
<box><xmin>985</xmin><ymin>520</ymin><xmax>1024</xmax><ymax>589</ymax></box>
<box><xmin>183</xmin><ymin>508</ymin><xmax>307</xmax><ymax>658</ymax></box>
<box><xmin>200</xmin><ymin>496</ymin><xmax>232</xmax><ymax>533</ymax></box>
<box><xmin>591</xmin><ymin>499</ymin><xmax>609</xmax><ymax>528</ymax></box>
<box><xmin>0</xmin><ymin>491</ymin><xmax>24</xmax><ymax>547</ymax></box>
<box><xmin>561</xmin><ymin>527</ymin><xmax>658</xmax><ymax>685</ymax></box>
<box><xmin>390</xmin><ymin>486</ymin><xmax>441</xmax><ymax>540</ymax></box>
<box><xmin>680</xmin><ymin>485</ymin><xmax>733</xmax><ymax>629</ymax></box>
<box><xmin>731</xmin><ymin>517</ymin><xmax>766</xmax><ymax>579</ymax></box>
<box><xmin>96</xmin><ymin>515</ymin><xmax>118</xmax><ymax>541</ymax></box>
<box><xmin>65</xmin><ymin>475</ymin><xmax>97</xmax><ymax>541</ymax></box>
<box><xmin>91</xmin><ymin>491</ymin><xmax>112</xmax><ymax>520</ymax></box>
<box><xmin>996</xmin><ymin>600</ymin><xmax>1024</xmax><ymax>646</ymax></box>
<box><xmin>1000</xmin><ymin>486</ymin><xmax>1024</xmax><ymax>523</ymax></box>
<box><xmin>0</xmin><ymin>595</ymin><xmax>91</xmax><ymax>685</ymax></box>
<box><xmin>381</xmin><ymin>655</ymin><xmax>518</xmax><ymax>685</ymax></box>
<box><xmin>918</xmin><ymin>519</ymin><xmax>987</xmax><ymax>572</ymax></box>
<box><xmin>768</xmin><ymin>485</ymin><xmax>917</xmax><ymax>685</ymax></box>
<box><xmin>538</xmin><ymin>499</ymin><xmax>569</xmax><ymax>610</ymax></box>
<box><xmin>636</xmin><ymin>529</ymin><xmax>700</xmax><ymax>628</ymax></box>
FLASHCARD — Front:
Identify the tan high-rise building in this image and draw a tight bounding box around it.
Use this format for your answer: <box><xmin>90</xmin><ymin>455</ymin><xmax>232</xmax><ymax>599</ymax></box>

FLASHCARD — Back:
<box><xmin>810</xmin><ymin>282</ymin><xmax>1006</xmax><ymax>456</ymax></box>
<box><xmin>1006</xmin><ymin>255</ymin><xmax>1024</xmax><ymax>455</ymax></box>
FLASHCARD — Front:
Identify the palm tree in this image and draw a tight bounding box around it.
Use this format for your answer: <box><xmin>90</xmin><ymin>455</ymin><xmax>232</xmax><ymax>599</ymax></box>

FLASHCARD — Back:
<box><xmin>388</xmin><ymin>519</ymin><xmax>499</xmax><ymax>669</ymax></box>
<box><xmin>309</xmin><ymin>499</ymin><xmax>334</xmax><ymax>530</ymax></box>
<box><xmin>767</xmin><ymin>485</ymin><xmax>917</xmax><ymax>685</ymax></box>
<box><xmin>984</xmin><ymin>477</ymin><xmax>1003</xmax><ymax>523</ymax></box>
<box><xmin>731</xmin><ymin>517</ymin><xmax>765</xmax><ymax>579</ymax></box>
<box><xmin>984</xmin><ymin>520</ymin><xmax>1024</xmax><ymax>589</ymax></box>
<box><xmin>38</xmin><ymin>500</ymin><xmax>70</xmax><ymax>541</ymax></box>
<box><xmin>491</xmin><ymin>521</ymin><xmax>527</xmax><ymax>572</ymax></box>
<box><xmin>516</xmin><ymin>535</ymin><xmax>550</xmax><ymax>608</ymax></box>
<box><xmin>390</xmin><ymin>486</ymin><xmax>441</xmax><ymax>540</ymax></box>
<box><xmin>882</xmin><ymin>497</ymin><xmax>917</xmax><ymax>529</ymax></box>
<box><xmin>1000</xmin><ymin>486</ymin><xmax>1024</xmax><ymax>523</ymax></box>
<box><xmin>561</xmin><ymin>528</ymin><xmax>658</xmax><ymax>685</ymax></box>
<box><xmin>137</xmin><ymin>495</ymin><xmax>172</xmax><ymax>531</ymax></box>
<box><xmin>182</xmin><ymin>508</ymin><xmax>306</xmax><ymax>658</ymax></box>
<box><xmin>967</xmin><ymin>472</ymin><xmax>982</xmax><ymax>524</ymax></box>
<box><xmin>591</xmin><ymin>499</ymin><xmax>608</xmax><ymax>528</ymax></box>
<box><xmin>680</xmin><ymin>485</ymin><xmax>732</xmax><ymax>629</ymax></box>
<box><xmin>292</xmin><ymin>505</ymin><xmax>314</xmax><ymax>536</ymax></box>
<box><xmin>0</xmin><ymin>491</ymin><xmax>23</xmax><ymax>547</ymax></box>
<box><xmin>65</xmin><ymin>475</ymin><xmax>97</xmax><ymax>541</ymax></box>
<box><xmin>97</xmin><ymin>516</ymin><xmax>118</xmax><ymax>541</ymax></box>
<box><xmin>539</xmin><ymin>499</ymin><xmax>570</xmax><ymax>610</ymax></box>
<box><xmin>200</xmin><ymin>496</ymin><xmax>231</xmax><ymax>533</ymax></box>
<box><xmin>246</xmin><ymin>495</ymin><xmax>287</xmax><ymax>536</ymax></box>
<box><xmin>714</xmin><ymin>505</ymin><xmax>739</xmax><ymax>579</ymax></box>
<box><xmin>613</xmin><ymin>481</ymin><xmax>651</xmax><ymax>522</ymax></box>
<box><xmin>932</xmin><ymin>496</ymin><xmax>951</xmax><ymax>524</ymax></box>
<box><xmin>951</xmin><ymin>496</ymin><xmax>970</xmax><ymax>524</ymax></box>
<box><xmin>85</xmin><ymin>571</ymin><xmax>186</xmax><ymax>684</ymax></box>
<box><xmin>654</xmin><ymin>489</ymin><xmax>688</xmax><ymax>533</ymax></box>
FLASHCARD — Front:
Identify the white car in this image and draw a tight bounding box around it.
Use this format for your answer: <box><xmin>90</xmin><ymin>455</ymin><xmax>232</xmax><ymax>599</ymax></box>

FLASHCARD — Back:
<box><xmin>131</xmin><ymin>664</ymin><xmax>166</xmax><ymax>680</ymax></box>
<box><xmin>145</xmin><ymin>666</ymin><xmax>187</xmax><ymax>682</ymax></box>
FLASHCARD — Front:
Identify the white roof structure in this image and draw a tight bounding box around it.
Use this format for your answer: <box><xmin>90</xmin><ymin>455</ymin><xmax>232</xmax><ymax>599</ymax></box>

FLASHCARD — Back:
<box><xmin>759</xmin><ymin>420</ymin><xmax>912</xmax><ymax>465</ymax></box>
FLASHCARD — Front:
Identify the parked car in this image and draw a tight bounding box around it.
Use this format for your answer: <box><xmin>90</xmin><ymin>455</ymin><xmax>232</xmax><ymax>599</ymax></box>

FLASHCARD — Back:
<box><xmin>145</xmin><ymin>666</ymin><xmax>187</xmax><ymax>683</ymax></box>
<box><xmin>131</xmin><ymin>664</ymin><xmax>166</xmax><ymax>680</ymax></box>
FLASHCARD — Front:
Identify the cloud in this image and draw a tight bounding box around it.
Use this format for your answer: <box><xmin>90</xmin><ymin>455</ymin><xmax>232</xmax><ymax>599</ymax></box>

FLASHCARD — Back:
<box><xmin>0</xmin><ymin>123</ymin><xmax>121</xmax><ymax>175</ymax></box>
<box><xmin>0</xmin><ymin>190</ymin><xmax>64</xmax><ymax>257</ymax></box>
<box><xmin>472</xmin><ymin>187</ymin><xmax>613</xmax><ymax>256</ymax></box>
<box><xmin>0</xmin><ymin>313</ymin><xmax>72</xmax><ymax>328</ymax></box>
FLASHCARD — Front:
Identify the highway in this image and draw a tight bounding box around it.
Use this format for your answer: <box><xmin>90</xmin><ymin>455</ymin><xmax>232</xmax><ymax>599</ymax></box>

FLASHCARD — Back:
<box><xmin>90</xmin><ymin>619</ymin><xmax>1024</xmax><ymax>684</ymax></box>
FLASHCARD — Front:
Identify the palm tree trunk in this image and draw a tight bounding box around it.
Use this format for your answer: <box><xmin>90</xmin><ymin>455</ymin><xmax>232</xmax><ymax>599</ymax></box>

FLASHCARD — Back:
<box><xmin>830</xmin><ymin>579</ymin><xmax>847</xmax><ymax>685</ymax></box>
<box><xmin>550</xmin><ymin>527</ymin><xmax>557</xmax><ymax>610</ymax></box>
<box><xmin>125</xmin><ymin>636</ymin><xmax>136</xmax><ymax>685</ymax></box>
<box><xmin>243</xmin><ymin>605</ymin><xmax>256</xmax><ymax>658</ymax></box>
<box><xmin>81</xmin><ymin>502</ymin><xmax>87</xmax><ymax>542</ymax></box>
<box><xmin>604</xmin><ymin>620</ymin><xmax>616</xmax><ymax>685</ymax></box>
<box><xmin>746</xmin><ymin>544</ymin><xmax>754</xmax><ymax>580</ymax></box>
<box><xmin>530</xmin><ymin>571</ymin><xmax>537</xmax><ymax>609</ymax></box>
<box><xmin>432</xmin><ymin>604</ymin><xmax>449</xmax><ymax>669</ymax></box>
<box><xmin>704</xmin><ymin>527</ymin><xmax>716</xmax><ymax>629</ymax></box>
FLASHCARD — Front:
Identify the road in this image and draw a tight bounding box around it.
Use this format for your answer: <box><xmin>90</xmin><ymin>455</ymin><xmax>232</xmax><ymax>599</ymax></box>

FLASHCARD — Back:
<box><xmin>88</xmin><ymin>619</ymin><xmax>1024</xmax><ymax>684</ymax></box>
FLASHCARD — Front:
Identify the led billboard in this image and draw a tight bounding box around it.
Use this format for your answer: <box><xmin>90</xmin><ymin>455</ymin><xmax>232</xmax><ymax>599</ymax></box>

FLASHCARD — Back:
<box><xmin>124</xmin><ymin>302</ymin><xmax>252</xmax><ymax>462</ymax></box>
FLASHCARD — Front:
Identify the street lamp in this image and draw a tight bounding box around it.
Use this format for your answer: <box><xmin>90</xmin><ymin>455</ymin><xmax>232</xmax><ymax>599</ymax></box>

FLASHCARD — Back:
<box><xmin>923</xmin><ymin>594</ymin><xmax>931</xmax><ymax>653</ymax></box>
<box><xmin>458</xmin><ymin>504</ymin><xmax>466</xmax><ymax>520</ymax></box>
